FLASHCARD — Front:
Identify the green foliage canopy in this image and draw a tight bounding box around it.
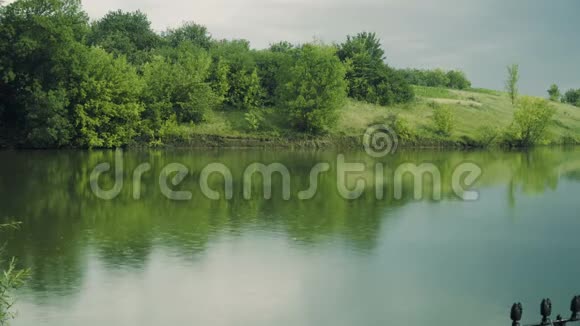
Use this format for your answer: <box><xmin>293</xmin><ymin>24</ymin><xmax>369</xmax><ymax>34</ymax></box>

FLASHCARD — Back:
<box><xmin>163</xmin><ymin>22</ymin><xmax>212</xmax><ymax>50</ymax></box>
<box><xmin>88</xmin><ymin>10</ymin><xmax>160</xmax><ymax>65</ymax></box>
<box><xmin>400</xmin><ymin>68</ymin><xmax>471</xmax><ymax>90</ymax></box>
<box><xmin>547</xmin><ymin>84</ymin><xmax>561</xmax><ymax>102</ymax></box>
<box><xmin>279</xmin><ymin>44</ymin><xmax>347</xmax><ymax>133</ymax></box>
<box><xmin>142</xmin><ymin>42</ymin><xmax>218</xmax><ymax>133</ymax></box>
<box><xmin>337</xmin><ymin>32</ymin><xmax>414</xmax><ymax>106</ymax></box>
<box><xmin>511</xmin><ymin>97</ymin><xmax>556</xmax><ymax>146</ymax></box>
<box><xmin>74</xmin><ymin>47</ymin><xmax>144</xmax><ymax>148</ymax></box>
<box><xmin>0</xmin><ymin>0</ymin><xmax>436</xmax><ymax>148</ymax></box>
<box><xmin>563</xmin><ymin>89</ymin><xmax>580</xmax><ymax>106</ymax></box>
<box><xmin>432</xmin><ymin>104</ymin><xmax>455</xmax><ymax>136</ymax></box>
<box><xmin>0</xmin><ymin>0</ymin><xmax>89</xmax><ymax>147</ymax></box>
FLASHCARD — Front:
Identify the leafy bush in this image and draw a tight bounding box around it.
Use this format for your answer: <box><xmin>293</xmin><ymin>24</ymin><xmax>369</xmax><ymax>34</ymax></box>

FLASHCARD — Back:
<box><xmin>244</xmin><ymin>110</ymin><xmax>264</xmax><ymax>131</ymax></box>
<box><xmin>210</xmin><ymin>39</ymin><xmax>266</xmax><ymax>110</ymax></box>
<box><xmin>509</xmin><ymin>97</ymin><xmax>556</xmax><ymax>146</ymax></box>
<box><xmin>229</xmin><ymin>68</ymin><xmax>263</xmax><ymax>110</ymax></box>
<box><xmin>74</xmin><ymin>47</ymin><xmax>144</xmax><ymax>148</ymax></box>
<box><xmin>477</xmin><ymin>125</ymin><xmax>500</xmax><ymax>147</ymax></box>
<box><xmin>0</xmin><ymin>222</ymin><xmax>29</xmax><ymax>325</ymax></box>
<box><xmin>279</xmin><ymin>43</ymin><xmax>347</xmax><ymax>133</ymax></box>
<box><xmin>208</xmin><ymin>57</ymin><xmax>230</xmax><ymax>102</ymax></box>
<box><xmin>388</xmin><ymin>114</ymin><xmax>414</xmax><ymax>143</ymax></box>
<box><xmin>431</xmin><ymin>104</ymin><xmax>455</xmax><ymax>136</ymax></box>
<box><xmin>254</xmin><ymin>49</ymin><xmax>293</xmax><ymax>106</ymax></box>
<box><xmin>446</xmin><ymin>70</ymin><xmax>472</xmax><ymax>89</ymax></box>
<box><xmin>142</xmin><ymin>43</ymin><xmax>218</xmax><ymax>133</ymax></box>
<box><xmin>401</xmin><ymin>68</ymin><xmax>471</xmax><ymax>90</ymax></box>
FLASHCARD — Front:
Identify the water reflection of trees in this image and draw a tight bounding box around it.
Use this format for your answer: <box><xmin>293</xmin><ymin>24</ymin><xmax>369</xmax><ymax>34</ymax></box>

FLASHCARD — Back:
<box><xmin>1</xmin><ymin>147</ymin><xmax>579</xmax><ymax>297</ymax></box>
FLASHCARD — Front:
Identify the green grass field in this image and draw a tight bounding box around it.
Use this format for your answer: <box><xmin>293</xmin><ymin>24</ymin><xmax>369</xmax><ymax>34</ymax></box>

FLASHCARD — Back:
<box><xmin>167</xmin><ymin>86</ymin><xmax>580</xmax><ymax>147</ymax></box>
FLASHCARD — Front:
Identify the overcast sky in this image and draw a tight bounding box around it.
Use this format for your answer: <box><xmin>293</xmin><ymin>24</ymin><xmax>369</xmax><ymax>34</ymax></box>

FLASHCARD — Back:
<box><xmin>45</xmin><ymin>1</ymin><xmax>580</xmax><ymax>95</ymax></box>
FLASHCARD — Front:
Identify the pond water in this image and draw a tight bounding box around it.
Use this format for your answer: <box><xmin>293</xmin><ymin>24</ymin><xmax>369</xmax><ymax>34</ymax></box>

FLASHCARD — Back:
<box><xmin>1</xmin><ymin>148</ymin><xmax>580</xmax><ymax>326</ymax></box>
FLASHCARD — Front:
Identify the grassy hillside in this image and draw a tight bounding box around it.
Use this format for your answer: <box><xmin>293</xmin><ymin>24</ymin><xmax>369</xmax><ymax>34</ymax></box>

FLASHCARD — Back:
<box><xmin>160</xmin><ymin>86</ymin><xmax>580</xmax><ymax>148</ymax></box>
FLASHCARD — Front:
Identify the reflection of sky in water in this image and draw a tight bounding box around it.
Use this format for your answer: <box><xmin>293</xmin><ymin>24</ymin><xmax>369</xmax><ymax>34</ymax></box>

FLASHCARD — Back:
<box><xmin>2</xmin><ymin>149</ymin><xmax>580</xmax><ymax>326</ymax></box>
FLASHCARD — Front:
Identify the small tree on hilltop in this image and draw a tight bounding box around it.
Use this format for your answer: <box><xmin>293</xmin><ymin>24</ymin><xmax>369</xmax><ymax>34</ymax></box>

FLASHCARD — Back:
<box><xmin>505</xmin><ymin>64</ymin><xmax>519</xmax><ymax>106</ymax></box>
<box><xmin>547</xmin><ymin>84</ymin><xmax>561</xmax><ymax>102</ymax></box>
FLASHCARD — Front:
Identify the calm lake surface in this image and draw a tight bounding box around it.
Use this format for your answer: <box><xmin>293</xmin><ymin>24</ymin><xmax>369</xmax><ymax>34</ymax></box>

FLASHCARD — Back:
<box><xmin>1</xmin><ymin>148</ymin><xmax>580</xmax><ymax>326</ymax></box>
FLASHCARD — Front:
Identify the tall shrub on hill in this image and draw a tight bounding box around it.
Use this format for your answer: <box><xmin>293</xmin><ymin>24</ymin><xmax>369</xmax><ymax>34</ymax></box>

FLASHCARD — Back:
<box><xmin>279</xmin><ymin>44</ymin><xmax>347</xmax><ymax>133</ymax></box>
<box><xmin>337</xmin><ymin>32</ymin><xmax>413</xmax><ymax>106</ymax></box>
<box><xmin>503</xmin><ymin>97</ymin><xmax>556</xmax><ymax>147</ymax></box>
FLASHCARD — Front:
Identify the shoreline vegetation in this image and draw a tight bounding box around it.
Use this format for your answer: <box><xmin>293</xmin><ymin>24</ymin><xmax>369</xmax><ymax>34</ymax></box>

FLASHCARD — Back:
<box><xmin>1</xmin><ymin>0</ymin><xmax>579</xmax><ymax>150</ymax></box>
<box><xmin>122</xmin><ymin>88</ymin><xmax>580</xmax><ymax>150</ymax></box>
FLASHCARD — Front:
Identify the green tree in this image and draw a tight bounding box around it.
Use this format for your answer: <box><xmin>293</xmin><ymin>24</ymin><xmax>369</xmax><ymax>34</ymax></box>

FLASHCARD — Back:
<box><xmin>388</xmin><ymin>114</ymin><xmax>414</xmax><ymax>143</ymax></box>
<box><xmin>401</xmin><ymin>68</ymin><xmax>463</xmax><ymax>88</ymax></box>
<box><xmin>337</xmin><ymin>32</ymin><xmax>413</xmax><ymax>106</ymax></box>
<box><xmin>88</xmin><ymin>10</ymin><xmax>160</xmax><ymax>65</ymax></box>
<box><xmin>269</xmin><ymin>41</ymin><xmax>294</xmax><ymax>53</ymax></box>
<box><xmin>424</xmin><ymin>68</ymin><xmax>450</xmax><ymax>88</ymax></box>
<box><xmin>73</xmin><ymin>47</ymin><xmax>144</xmax><ymax>148</ymax></box>
<box><xmin>505</xmin><ymin>64</ymin><xmax>519</xmax><ymax>105</ymax></box>
<box><xmin>228</xmin><ymin>68</ymin><xmax>263</xmax><ymax>110</ymax></box>
<box><xmin>446</xmin><ymin>70</ymin><xmax>471</xmax><ymax>89</ymax></box>
<box><xmin>163</xmin><ymin>22</ymin><xmax>212</xmax><ymax>50</ymax></box>
<box><xmin>547</xmin><ymin>84</ymin><xmax>561</xmax><ymax>102</ymax></box>
<box><xmin>243</xmin><ymin>69</ymin><xmax>263</xmax><ymax>110</ymax></box>
<box><xmin>399</xmin><ymin>69</ymin><xmax>424</xmax><ymax>86</ymax></box>
<box><xmin>376</xmin><ymin>67</ymin><xmax>414</xmax><ymax>105</ymax></box>
<box><xmin>279</xmin><ymin>44</ymin><xmax>347</xmax><ymax>133</ymax></box>
<box><xmin>0</xmin><ymin>0</ymin><xmax>89</xmax><ymax>147</ymax></box>
<box><xmin>511</xmin><ymin>96</ymin><xmax>556</xmax><ymax>146</ymax></box>
<box><xmin>244</xmin><ymin>109</ymin><xmax>264</xmax><ymax>131</ymax></box>
<box><xmin>563</xmin><ymin>89</ymin><xmax>580</xmax><ymax>106</ymax></box>
<box><xmin>209</xmin><ymin>39</ymin><xmax>263</xmax><ymax>109</ymax></box>
<box><xmin>337</xmin><ymin>32</ymin><xmax>383</xmax><ymax>102</ymax></box>
<box><xmin>337</xmin><ymin>32</ymin><xmax>385</xmax><ymax>67</ymax></box>
<box><xmin>254</xmin><ymin>48</ymin><xmax>293</xmax><ymax>106</ymax></box>
<box><xmin>24</xmin><ymin>86</ymin><xmax>74</xmax><ymax>148</ymax></box>
<box><xmin>142</xmin><ymin>43</ymin><xmax>218</xmax><ymax>139</ymax></box>
<box><xmin>208</xmin><ymin>57</ymin><xmax>230</xmax><ymax>102</ymax></box>
<box><xmin>432</xmin><ymin>104</ymin><xmax>455</xmax><ymax>136</ymax></box>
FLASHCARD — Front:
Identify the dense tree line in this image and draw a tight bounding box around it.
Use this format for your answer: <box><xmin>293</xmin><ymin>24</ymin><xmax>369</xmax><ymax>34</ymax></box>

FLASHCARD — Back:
<box><xmin>0</xmin><ymin>0</ymin><xmax>419</xmax><ymax>148</ymax></box>
<box><xmin>400</xmin><ymin>68</ymin><xmax>472</xmax><ymax>90</ymax></box>
<box><xmin>546</xmin><ymin>84</ymin><xmax>580</xmax><ymax>106</ymax></box>
<box><xmin>563</xmin><ymin>88</ymin><xmax>580</xmax><ymax>106</ymax></box>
